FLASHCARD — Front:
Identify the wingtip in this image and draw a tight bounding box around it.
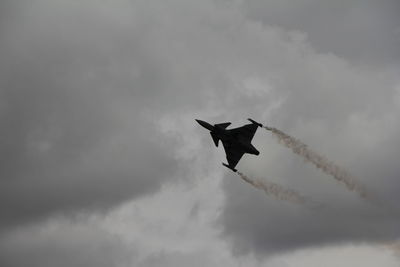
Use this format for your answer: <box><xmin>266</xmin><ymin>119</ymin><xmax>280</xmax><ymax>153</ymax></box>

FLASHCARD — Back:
<box><xmin>248</xmin><ymin>118</ymin><xmax>263</xmax><ymax>127</ymax></box>
<box><xmin>222</xmin><ymin>162</ymin><xmax>237</xmax><ymax>172</ymax></box>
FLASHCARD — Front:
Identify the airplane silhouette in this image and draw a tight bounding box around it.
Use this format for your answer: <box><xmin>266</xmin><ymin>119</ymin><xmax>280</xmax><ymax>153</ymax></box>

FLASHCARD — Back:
<box><xmin>196</xmin><ymin>118</ymin><xmax>263</xmax><ymax>172</ymax></box>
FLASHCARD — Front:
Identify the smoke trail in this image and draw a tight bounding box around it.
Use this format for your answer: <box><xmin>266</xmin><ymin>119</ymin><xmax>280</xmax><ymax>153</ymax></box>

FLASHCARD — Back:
<box><xmin>266</xmin><ymin>126</ymin><xmax>369</xmax><ymax>200</ymax></box>
<box><xmin>237</xmin><ymin>171</ymin><xmax>307</xmax><ymax>204</ymax></box>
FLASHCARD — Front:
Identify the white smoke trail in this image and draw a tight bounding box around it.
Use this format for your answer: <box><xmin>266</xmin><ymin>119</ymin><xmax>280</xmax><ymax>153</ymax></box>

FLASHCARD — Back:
<box><xmin>237</xmin><ymin>171</ymin><xmax>307</xmax><ymax>204</ymax></box>
<box><xmin>266</xmin><ymin>126</ymin><xmax>370</xmax><ymax>200</ymax></box>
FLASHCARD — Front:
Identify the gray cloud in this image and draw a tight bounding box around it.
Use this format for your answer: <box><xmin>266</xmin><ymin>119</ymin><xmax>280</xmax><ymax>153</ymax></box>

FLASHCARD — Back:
<box><xmin>240</xmin><ymin>0</ymin><xmax>400</xmax><ymax>66</ymax></box>
<box><xmin>197</xmin><ymin>0</ymin><xmax>400</xmax><ymax>258</ymax></box>
<box><xmin>0</xmin><ymin>218</ymin><xmax>135</xmax><ymax>267</ymax></box>
<box><xmin>0</xmin><ymin>0</ymin><xmax>181</xmax><ymax>229</ymax></box>
<box><xmin>138</xmin><ymin>251</ymin><xmax>223</xmax><ymax>267</ymax></box>
<box><xmin>1</xmin><ymin>0</ymin><xmax>400</xmax><ymax>265</ymax></box>
<box><xmin>219</xmin><ymin>75</ymin><xmax>400</xmax><ymax>255</ymax></box>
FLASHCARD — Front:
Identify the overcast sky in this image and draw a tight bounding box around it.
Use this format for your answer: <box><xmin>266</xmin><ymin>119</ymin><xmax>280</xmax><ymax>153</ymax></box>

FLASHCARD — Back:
<box><xmin>1</xmin><ymin>0</ymin><xmax>400</xmax><ymax>266</ymax></box>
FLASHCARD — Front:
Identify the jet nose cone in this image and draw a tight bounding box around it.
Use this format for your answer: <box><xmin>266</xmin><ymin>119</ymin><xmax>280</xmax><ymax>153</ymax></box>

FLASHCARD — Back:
<box><xmin>195</xmin><ymin>119</ymin><xmax>213</xmax><ymax>131</ymax></box>
<box><xmin>195</xmin><ymin>119</ymin><xmax>205</xmax><ymax>126</ymax></box>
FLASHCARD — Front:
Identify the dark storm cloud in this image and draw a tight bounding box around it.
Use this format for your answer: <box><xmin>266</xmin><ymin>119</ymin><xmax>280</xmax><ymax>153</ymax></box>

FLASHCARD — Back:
<box><xmin>1</xmin><ymin>0</ymin><xmax>400</xmax><ymax>264</ymax></box>
<box><xmin>0</xmin><ymin>0</ymin><xmax>181</xmax><ymax>229</ymax></box>
<box><xmin>221</xmin><ymin>165</ymin><xmax>400</xmax><ymax>256</ymax></box>
<box><xmin>0</xmin><ymin>219</ymin><xmax>135</xmax><ymax>267</ymax></box>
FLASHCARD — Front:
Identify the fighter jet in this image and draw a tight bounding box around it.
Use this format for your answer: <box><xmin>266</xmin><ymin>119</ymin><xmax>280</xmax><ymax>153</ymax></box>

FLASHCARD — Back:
<box><xmin>196</xmin><ymin>118</ymin><xmax>263</xmax><ymax>172</ymax></box>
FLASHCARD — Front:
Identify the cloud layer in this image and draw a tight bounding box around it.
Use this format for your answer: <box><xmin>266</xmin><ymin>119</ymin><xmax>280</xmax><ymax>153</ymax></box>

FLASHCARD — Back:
<box><xmin>1</xmin><ymin>0</ymin><xmax>399</xmax><ymax>265</ymax></box>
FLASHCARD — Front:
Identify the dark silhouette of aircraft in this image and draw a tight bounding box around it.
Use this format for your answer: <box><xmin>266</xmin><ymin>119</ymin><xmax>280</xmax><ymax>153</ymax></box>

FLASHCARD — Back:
<box><xmin>196</xmin><ymin>118</ymin><xmax>263</xmax><ymax>172</ymax></box>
